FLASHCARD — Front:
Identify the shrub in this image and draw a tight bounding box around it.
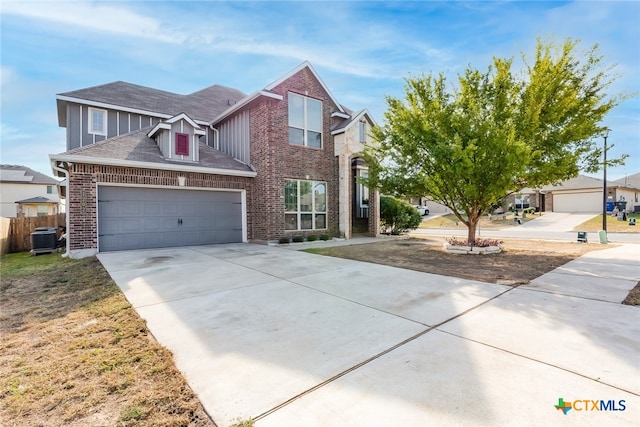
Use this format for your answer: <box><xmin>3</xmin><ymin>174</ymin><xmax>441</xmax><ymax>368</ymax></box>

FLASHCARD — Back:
<box><xmin>306</xmin><ymin>235</ymin><xmax>318</xmax><ymax>242</ymax></box>
<box><xmin>380</xmin><ymin>196</ymin><xmax>422</xmax><ymax>235</ymax></box>
<box><xmin>292</xmin><ymin>236</ymin><xmax>305</xmax><ymax>243</ymax></box>
<box><xmin>278</xmin><ymin>237</ymin><xmax>290</xmax><ymax>244</ymax></box>
<box><xmin>319</xmin><ymin>234</ymin><xmax>331</xmax><ymax>241</ymax></box>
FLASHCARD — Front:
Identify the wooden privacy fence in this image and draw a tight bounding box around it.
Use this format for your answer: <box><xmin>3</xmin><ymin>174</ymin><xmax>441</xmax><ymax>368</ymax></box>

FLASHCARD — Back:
<box><xmin>0</xmin><ymin>214</ymin><xmax>66</xmax><ymax>255</ymax></box>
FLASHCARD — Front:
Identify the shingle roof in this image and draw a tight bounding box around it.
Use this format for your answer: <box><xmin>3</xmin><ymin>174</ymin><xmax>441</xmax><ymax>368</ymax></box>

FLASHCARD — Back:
<box><xmin>611</xmin><ymin>172</ymin><xmax>640</xmax><ymax>189</ymax></box>
<box><xmin>540</xmin><ymin>174</ymin><xmax>604</xmax><ymax>191</ymax></box>
<box><xmin>58</xmin><ymin>81</ymin><xmax>246</xmax><ymax>122</ymax></box>
<box><xmin>15</xmin><ymin>196</ymin><xmax>56</xmax><ymax>204</ymax></box>
<box><xmin>60</xmin><ymin>128</ymin><xmax>253</xmax><ymax>172</ymax></box>
<box><xmin>0</xmin><ymin>165</ymin><xmax>60</xmax><ymax>185</ymax></box>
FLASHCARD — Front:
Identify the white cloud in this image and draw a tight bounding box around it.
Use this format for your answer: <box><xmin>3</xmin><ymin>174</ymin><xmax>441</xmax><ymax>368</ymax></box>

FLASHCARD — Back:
<box><xmin>0</xmin><ymin>0</ymin><xmax>185</xmax><ymax>43</ymax></box>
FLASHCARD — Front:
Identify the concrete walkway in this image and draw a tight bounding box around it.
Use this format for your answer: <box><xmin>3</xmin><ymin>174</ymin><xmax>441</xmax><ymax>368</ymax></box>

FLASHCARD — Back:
<box><xmin>98</xmin><ymin>242</ymin><xmax>640</xmax><ymax>426</ymax></box>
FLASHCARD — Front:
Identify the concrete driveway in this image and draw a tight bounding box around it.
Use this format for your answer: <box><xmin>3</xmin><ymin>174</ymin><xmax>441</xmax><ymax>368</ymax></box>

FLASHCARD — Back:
<box><xmin>98</xmin><ymin>242</ymin><xmax>640</xmax><ymax>426</ymax></box>
<box><xmin>508</xmin><ymin>212</ymin><xmax>598</xmax><ymax>232</ymax></box>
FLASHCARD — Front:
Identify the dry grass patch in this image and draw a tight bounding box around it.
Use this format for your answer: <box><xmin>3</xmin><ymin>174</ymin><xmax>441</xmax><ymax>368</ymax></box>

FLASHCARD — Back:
<box><xmin>419</xmin><ymin>213</ymin><xmax>538</xmax><ymax>230</ymax></box>
<box><xmin>0</xmin><ymin>252</ymin><xmax>215</xmax><ymax>427</ymax></box>
<box><xmin>304</xmin><ymin>236</ymin><xmax>607</xmax><ymax>285</ymax></box>
<box><xmin>573</xmin><ymin>213</ymin><xmax>640</xmax><ymax>233</ymax></box>
<box><xmin>622</xmin><ymin>281</ymin><xmax>640</xmax><ymax>306</ymax></box>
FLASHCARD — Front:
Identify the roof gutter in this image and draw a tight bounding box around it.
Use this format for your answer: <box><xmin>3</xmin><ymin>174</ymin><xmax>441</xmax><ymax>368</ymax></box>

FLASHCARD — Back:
<box><xmin>49</xmin><ymin>154</ymin><xmax>257</xmax><ymax>178</ymax></box>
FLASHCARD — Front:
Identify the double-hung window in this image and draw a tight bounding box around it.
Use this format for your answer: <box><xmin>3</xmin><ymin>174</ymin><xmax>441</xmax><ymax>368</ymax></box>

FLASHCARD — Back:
<box><xmin>285</xmin><ymin>179</ymin><xmax>327</xmax><ymax>230</ymax></box>
<box><xmin>288</xmin><ymin>92</ymin><xmax>322</xmax><ymax>148</ymax></box>
<box><xmin>88</xmin><ymin>107</ymin><xmax>107</xmax><ymax>136</ymax></box>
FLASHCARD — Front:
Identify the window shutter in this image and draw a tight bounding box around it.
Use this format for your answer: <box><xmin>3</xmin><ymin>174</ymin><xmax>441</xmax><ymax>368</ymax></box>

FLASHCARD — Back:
<box><xmin>175</xmin><ymin>133</ymin><xmax>189</xmax><ymax>156</ymax></box>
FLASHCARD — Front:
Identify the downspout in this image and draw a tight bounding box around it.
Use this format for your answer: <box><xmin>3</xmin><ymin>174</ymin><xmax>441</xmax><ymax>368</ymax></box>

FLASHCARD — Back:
<box><xmin>209</xmin><ymin>124</ymin><xmax>220</xmax><ymax>150</ymax></box>
<box><xmin>51</xmin><ymin>160</ymin><xmax>70</xmax><ymax>257</ymax></box>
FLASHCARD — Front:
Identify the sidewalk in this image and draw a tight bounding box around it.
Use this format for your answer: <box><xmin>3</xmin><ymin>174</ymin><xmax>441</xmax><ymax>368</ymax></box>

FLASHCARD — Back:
<box><xmin>414</xmin><ymin>211</ymin><xmax>640</xmax><ymax>243</ymax></box>
<box><xmin>410</xmin><ymin>228</ymin><xmax>640</xmax><ymax>244</ymax></box>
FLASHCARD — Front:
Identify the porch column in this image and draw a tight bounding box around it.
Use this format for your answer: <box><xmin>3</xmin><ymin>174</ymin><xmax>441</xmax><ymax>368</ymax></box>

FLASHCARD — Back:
<box><xmin>338</xmin><ymin>153</ymin><xmax>351</xmax><ymax>239</ymax></box>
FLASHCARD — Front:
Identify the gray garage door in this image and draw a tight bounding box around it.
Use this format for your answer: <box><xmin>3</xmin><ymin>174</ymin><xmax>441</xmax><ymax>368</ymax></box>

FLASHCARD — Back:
<box><xmin>98</xmin><ymin>187</ymin><xmax>243</xmax><ymax>251</ymax></box>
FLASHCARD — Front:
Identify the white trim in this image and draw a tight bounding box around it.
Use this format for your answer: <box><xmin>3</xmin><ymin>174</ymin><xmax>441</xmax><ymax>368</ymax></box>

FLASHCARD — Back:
<box><xmin>284</xmin><ymin>178</ymin><xmax>328</xmax><ymax>231</ymax></box>
<box><xmin>117</xmin><ymin>111</ymin><xmax>120</xmax><ymax>134</ymax></box>
<box><xmin>331</xmin><ymin>111</ymin><xmax>351</xmax><ymax>119</ymax></box>
<box><xmin>49</xmin><ymin>154</ymin><xmax>257</xmax><ymax>177</ymax></box>
<box><xmin>265</xmin><ymin>61</ymin><xmax>345</xmax><ymax>114</ymax></box>
<box><xmin>166</xmin><ymin>112</ymin><xmax>200</xmax><ymax>126</ymax></box>
<box><xmin>241</xmin><ymin>189</ymin><xmax>248</xmax><ymax>242</ymax></box>
<box><xmin>288</xmin><ymin>92</ymin><xmax>323</xmax><ymax>148</ymax></box>
<box><xmin>88</xmin><ymin>107</ymin><xmax>108</xmax><ymax>136</ymax></box>
<box><xmin>331</xmin><ymin>109</ymin><xmax>376</xmax><ymax>135</ymax></box>
<box><xmin>147</xmin><ymin>122</ymin><xmax>171</xmax><ymax>137</ymax></box>
<box><xmin>79</xmin><ymin>105</ymin><xmax>83</xmax><ymax>146</ymax></box>
<box><xmin>210</xmin><ymin>90</ymin><xmax>283</xmax><ymax>125</ymax></box>
<box><xmin>56</xmin><ymin>95</ymin><xmax>211</xmax><ymax>126</ymax></box>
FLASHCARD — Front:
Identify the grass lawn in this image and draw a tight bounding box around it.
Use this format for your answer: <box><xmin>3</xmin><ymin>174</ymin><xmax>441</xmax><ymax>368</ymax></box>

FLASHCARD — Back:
<box><xmin>0</xmin><ymin>252</ymin><xmax>215</xmax><ymax>426</ymax></box>
<box><xmin>419</xmin><ymin>212</ymin><xmax>539</xmax><ymax>230</ymax></box>
<box><xmin>573</xmin><ymin>213</ymin><xmax>640</xmax><ymax>233</ymax></box>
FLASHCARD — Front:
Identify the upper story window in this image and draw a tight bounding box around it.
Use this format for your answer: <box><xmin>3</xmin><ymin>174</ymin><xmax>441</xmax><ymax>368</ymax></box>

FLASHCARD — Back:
<box><xmin>46</xmin><ymin>185</ymin><xmax>53</xmax><ymax>194</ymax></box>
<box><xmin>88</xmin><ymin>107</ymin><xmax>107</xmax><ymax>136</ymax></box>
<box><xmin>359</xmin><ymin>121</ymin><xmax>366</xmax><ymax>142</ymax></box>
<box><xmin>288</xmin><ymin>92</ymin><xmax>322</xmax><ymax>148</ymax></box>
<box><xmin>175</xmin><ymin>133</ymin><xmax>189</xmax><ymax>156</ymax></box>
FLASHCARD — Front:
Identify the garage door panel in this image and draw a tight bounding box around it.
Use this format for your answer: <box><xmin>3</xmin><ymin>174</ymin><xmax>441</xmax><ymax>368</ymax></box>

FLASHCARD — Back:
<box><xmin>98</xmin><ymin>187</ymin><xmax>243</xmax><ymax>251</ymax></box>
<box><xmin>553</xmin><ymin>192</ymin><xmax>600</xmax><ymax>213</ymax></box>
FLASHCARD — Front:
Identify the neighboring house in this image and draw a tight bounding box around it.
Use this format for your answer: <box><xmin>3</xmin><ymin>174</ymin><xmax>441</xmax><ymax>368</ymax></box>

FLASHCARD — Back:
<box><xmin>406</xmin><ymin>197</ymin><xmax>452</xmax><ymax>214</ymax></box>
<box><xmin>509</xmin><ymin>173</ymin><xmax>640</xmax><ymax>213</ymax></box>
<box><xmin>610</xmin><ymin>172</ymin><xmax>640</xmax><ymax>213</ymax></box>
<box><xmin>50</xmin><ymin>61</ymin><xmax>379</xmax><ymax>258</ymax></box>
<box><xmin>0</xmin><ymin>165</ymin><xmax>61</xmax><ymax>218</ymax></box>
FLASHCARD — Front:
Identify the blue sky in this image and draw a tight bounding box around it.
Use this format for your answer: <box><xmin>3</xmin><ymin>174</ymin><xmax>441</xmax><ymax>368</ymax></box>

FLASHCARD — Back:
<box><xmin>1</xmin><ymin>0</ymin><xmax>638</xmax><ymax>180</ymax></box>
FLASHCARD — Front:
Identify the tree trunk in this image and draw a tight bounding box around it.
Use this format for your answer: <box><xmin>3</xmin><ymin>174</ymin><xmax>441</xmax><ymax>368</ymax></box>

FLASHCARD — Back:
<box><xmin>467</xmin><ymin>221</ymin><xmax>477</xmax><ymax>244</ymax></box>
<box><xmin>466</xmin><ymin>213</ymin><xmax>480</xmax><ymax>245</ymax></box>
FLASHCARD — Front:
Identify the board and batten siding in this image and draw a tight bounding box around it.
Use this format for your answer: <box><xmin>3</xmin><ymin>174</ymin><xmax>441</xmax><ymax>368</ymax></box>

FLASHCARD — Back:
<box><xmin>65</xmin><ymin>103</ymin><xmax>161</xmax><ymax>150</ymax></box>
<box><xmin>217</xmin><ymin>111</ymin><xmax>250</xmax><ymax>165</ymax></box>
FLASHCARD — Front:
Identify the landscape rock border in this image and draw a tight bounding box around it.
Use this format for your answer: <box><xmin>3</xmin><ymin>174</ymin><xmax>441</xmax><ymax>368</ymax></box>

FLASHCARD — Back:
<box><xmin>443</xmin><ymin>242</ymin><xmax>502</xmax><ymax>255</ymax></box>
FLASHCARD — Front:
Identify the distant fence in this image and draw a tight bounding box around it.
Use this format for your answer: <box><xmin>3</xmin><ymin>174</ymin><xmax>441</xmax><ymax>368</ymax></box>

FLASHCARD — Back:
<box><xmin>0</xmin><ymin>214</ymin><xmax>66</xmax><ymax>255</ymax></box>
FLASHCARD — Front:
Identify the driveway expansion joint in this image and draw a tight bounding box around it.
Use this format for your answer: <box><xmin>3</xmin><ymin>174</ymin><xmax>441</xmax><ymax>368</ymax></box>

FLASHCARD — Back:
<box><xmin>255</xmin><ymin>285</ymin><xmax>518</xmax><ymax>422</ymax></box>
<box><xmin>436</xmin><ymin>329</ymin><xmax>640</xmax><ymax>397</ymax></box>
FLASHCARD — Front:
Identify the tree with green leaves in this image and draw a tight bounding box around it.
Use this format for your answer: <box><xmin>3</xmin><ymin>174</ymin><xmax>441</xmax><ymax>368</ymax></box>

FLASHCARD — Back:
<box><xmin>364</xmin><ymin>38</ymin><xmax>628</xmax><ymax>243</ymax></box>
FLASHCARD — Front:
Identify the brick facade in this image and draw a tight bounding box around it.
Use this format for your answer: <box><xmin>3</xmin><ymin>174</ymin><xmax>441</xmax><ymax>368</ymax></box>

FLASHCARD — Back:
<box><xmin>245</xmin><ymin>67</ymin><xmax>342</xmax><ymax>241</ymax></box>
<box><xmin>66</xmin><ymin>164</ymin><xmax>252</xmax><ymax>250</ymax></box>
<box><xmin>58</xmin><ymin>63</ymin><xmax>379</xmax><ymax>253</ymax></box>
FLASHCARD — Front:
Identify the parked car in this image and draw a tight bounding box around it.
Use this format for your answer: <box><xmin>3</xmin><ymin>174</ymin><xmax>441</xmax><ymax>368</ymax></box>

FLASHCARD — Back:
<box><xmin>415</xmin><ymin>205</ymin><xmax>430</xmax><ymax>216</ymax></box>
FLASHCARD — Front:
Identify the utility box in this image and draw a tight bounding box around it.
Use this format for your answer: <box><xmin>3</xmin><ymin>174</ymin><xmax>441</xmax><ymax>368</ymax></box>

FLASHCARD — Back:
<box><xmin>598</xmin><ymin>230</ymin><xmax>607</xmax><ymax>244</ymax></box>
<box><xmin>31</xmin><ymin>227</ymin><xmax>57</xmax><ymax>255</ymax></box>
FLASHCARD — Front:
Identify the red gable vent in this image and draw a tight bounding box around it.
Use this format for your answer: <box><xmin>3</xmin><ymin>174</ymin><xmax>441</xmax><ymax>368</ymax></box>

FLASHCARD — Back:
<box><xmin>175</xmin><ymin>133</ymin><xmax>189</xmax><ymax>156</ymax></box>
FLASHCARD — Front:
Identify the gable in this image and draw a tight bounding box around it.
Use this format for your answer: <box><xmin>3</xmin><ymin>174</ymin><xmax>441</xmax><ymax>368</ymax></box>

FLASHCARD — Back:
<box><xmin>264</xmin><ymin>61</ymin><xmax>344</xmax><ymax>114</ymax></box>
